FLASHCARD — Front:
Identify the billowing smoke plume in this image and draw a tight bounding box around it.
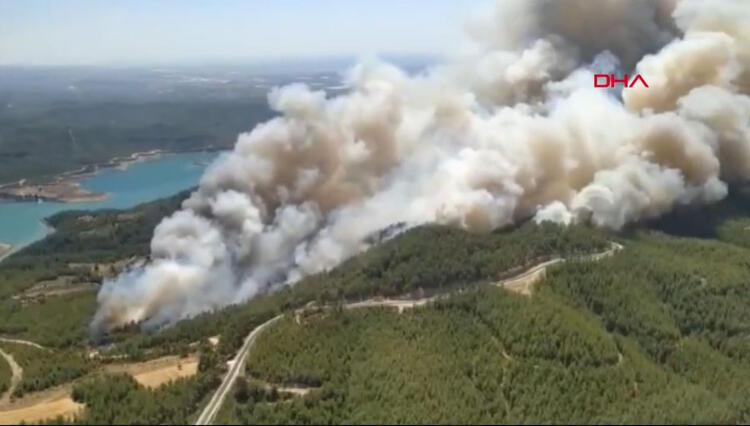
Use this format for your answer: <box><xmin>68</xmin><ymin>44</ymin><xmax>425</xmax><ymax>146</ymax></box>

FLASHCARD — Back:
<box><xmin>92</xmin><ymin>0</ymin><xmax>750</xmax><ymax>333</ymax></box>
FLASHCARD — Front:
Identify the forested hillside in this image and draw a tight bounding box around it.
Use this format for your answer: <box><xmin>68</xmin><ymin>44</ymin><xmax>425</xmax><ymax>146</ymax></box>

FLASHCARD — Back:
<box><xmin>210</xmin><ymin>190</ymin><xmax>750</xmax><ymax>424</ymax></box>
<box><xmin>219</xmin><ymin>230</ymin><xmax>750</xmax><ymax>423</ymax></box>
<box><xmin>0</xmin><ymin>189</ymin><xmax>611</xmax><ymax>424</ymax></box>
<box><xmin>108</xmin><ymin>221</ymin><xmax>611</xmax><ymax>360</ymax></box>
<box><xmin>5</xmin><ymin>189</ymin><xmax>750</xmax><ymax>423</ymax></box>
<box><xmin>0</xmin><ymin>191</ymin><xmax>187</xmax><ymax>349</ymax></box>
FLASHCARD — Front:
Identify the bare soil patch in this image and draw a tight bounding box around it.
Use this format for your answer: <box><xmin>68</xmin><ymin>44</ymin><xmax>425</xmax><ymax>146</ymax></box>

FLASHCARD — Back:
<box><xmin>0</xmin><ymin>386</ymin><xmax>83</xmax><ymax>425</ymax></box>
<box><xmin>107</xmin><ymin>356</ymin><xmax>199</xmax><ymax>389</ymax></box>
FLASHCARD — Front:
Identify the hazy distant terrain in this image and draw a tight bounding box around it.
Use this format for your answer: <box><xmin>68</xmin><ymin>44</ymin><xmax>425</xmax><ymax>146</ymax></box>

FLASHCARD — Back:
<box><xmin>0</xmin><ymin>56</ymin><xmax>434</xmax><ymax>184</ymax></box>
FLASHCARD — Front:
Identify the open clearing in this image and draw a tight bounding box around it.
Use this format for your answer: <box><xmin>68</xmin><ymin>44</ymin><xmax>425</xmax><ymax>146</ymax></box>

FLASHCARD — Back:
<box><xmin>15</xmin><ymin>276</ymin><xmax>98</xmax><ymax>301</ymax></box>
<box><xmin>0</xmin><ymin>387</ymin><xmax>83</xmax><ymax>425</ymax></box>
<box><xmin>0</xmin><ymin>355</ymin><xmax>197</xmax><ymax>424</ymax></box>
<box><xmin>108</xmin><ymin>355</ymin><xmax>199</xmax><ymax>389</ymax></box>
<box><xmin>255</xmin><ymin>379</ymin><xmax>317</xmax><ymax>397</ymax></box>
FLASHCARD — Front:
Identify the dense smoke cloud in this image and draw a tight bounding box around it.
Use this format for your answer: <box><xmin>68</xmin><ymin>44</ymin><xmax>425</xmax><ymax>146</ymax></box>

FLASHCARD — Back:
<box><xmin>467</xmin><ymin>0</ymin><xmax>677</xmax><ymax>68</ymax></box>
<box><xmin>92</xmin><ymin>0</ymin><xmax>750</xmax><ymax>333</ymax></box>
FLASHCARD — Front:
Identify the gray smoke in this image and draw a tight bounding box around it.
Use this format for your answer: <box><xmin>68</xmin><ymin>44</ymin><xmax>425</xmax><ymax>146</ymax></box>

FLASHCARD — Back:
<box><xmin>92</xmin><ymin>0</ymin><xmax>750</xmax><ymax>333</ymax></box>
<box><xmin>467</xmin><ymin>0</ymin><xmax>678</xmax><ymax>68</ymax></box>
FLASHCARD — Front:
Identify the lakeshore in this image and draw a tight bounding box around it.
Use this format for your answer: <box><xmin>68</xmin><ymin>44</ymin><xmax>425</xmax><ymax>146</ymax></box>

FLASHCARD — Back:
<box><xmin>0</xmin><ymin>243</ymin><xmax>12</xmax><ymax>263</ymax></box>
<box><xmin>0</xmin><ymin>149</ymin><xmax>210</xmax><ymax>204</ymax></box>
<box><xmin>0</xmin><ymin>151</ymin><xmax>219</xmax><ymax>251</ymax></box>
<box><xmin>0</xmin><ymin>181</ymin><xmax>108</xmax><ymax>204</ymax></box>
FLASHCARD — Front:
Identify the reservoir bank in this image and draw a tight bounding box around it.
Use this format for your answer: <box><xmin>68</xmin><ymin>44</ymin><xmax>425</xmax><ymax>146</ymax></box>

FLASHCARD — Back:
<box><xmin>0</xmin><ymin>151</ymin><xmax>218</xmax><ymax>252</ymax></box>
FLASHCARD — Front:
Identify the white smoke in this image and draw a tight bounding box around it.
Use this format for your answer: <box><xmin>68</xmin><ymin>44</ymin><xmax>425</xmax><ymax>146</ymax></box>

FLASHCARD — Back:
<box><xmin>92</xmin><ymin>0</ymin><xmax>750</xmax><ymax>333</ymax></box>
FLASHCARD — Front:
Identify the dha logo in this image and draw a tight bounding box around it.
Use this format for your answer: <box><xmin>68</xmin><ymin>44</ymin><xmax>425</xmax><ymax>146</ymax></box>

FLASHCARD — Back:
<box><xmin>594</xmin><ymin>74</ymin><xmax>649</xmax><ymax>89</ymax></box>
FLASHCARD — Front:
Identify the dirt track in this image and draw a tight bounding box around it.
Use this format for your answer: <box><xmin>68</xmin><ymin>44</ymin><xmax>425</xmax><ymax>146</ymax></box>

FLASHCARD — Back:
<box><xmin>0</xmin><ymin>338</ymin><xmax>46</xmax><ymax>351</ymax></box>
<box><xmin>0</xmin><ymin>348</ymin><xmax>21</xmax><ymax>405</ymax></box>
<box><xmin>0</xmin><ymin>339</ymin><xmax>81</xmax><ymax>425</ymax></box>
<box><xmin>0</xmin><ymin>338</ymin><xmax>48</xmax><ymax>406</ymax></box>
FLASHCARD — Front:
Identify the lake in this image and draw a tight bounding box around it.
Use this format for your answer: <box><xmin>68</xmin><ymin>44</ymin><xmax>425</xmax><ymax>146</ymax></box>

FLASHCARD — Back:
<box><xmin>0</xmin><ymin>151</ymin><xmax>218</xmax><ymax>249</ymax></box>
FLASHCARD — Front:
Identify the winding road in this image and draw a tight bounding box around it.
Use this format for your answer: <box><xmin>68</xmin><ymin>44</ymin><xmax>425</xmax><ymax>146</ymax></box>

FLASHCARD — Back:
<box><xmin>194</xmin><ymin>315</ymin><xmax>283</xmax><ymax>425</ymax></box>
<box><xmin>0</xmin><ymin>338</ymin><xmax>46</xmax><ymax>351</ymax></box>
<box><xmin>0</xmin><ymin>338</ymin><xmax>47</xmax><ymax>405</ymax></box>
<box><xmin>0</xmin><ymin>349</ymin><xmax>21</xmax><ymax>405</ymax></box>
<box><xmin>498</xmin><ymin>242</ymin><xmax>623</xmax><ymax>295</ymax></box>
<box><xmin>194</xmin><ymin>242</ymin><xmax>624</xmax><ymax>425</ymax></box>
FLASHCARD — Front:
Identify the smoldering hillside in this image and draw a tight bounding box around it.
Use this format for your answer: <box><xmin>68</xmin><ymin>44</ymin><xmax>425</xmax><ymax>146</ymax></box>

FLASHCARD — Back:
<box><xmin>92</xmin><ymin>0</ymin><xmax>750</xmax><ymax>334</ymax></box>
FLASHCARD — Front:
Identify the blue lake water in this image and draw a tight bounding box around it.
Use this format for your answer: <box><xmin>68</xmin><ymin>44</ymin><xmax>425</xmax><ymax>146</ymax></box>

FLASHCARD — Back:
<box><xmin>0</xmin><ymin>151</ymin><xmax>218</xmax><ymax>249</ymax></box>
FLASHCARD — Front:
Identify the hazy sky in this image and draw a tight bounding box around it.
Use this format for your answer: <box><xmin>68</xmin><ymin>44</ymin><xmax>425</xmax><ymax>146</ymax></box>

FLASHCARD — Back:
<box><xmin>0</xmin><ymin>0</ymin><xmax>489</xmax><ymax>66</ymax></box>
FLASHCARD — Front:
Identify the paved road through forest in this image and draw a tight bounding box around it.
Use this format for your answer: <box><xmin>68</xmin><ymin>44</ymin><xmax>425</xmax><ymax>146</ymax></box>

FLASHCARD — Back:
<box><xmin>195</xmin><ymin>242</ymin><xmax>624</xmax><ymax>425</ymax></box>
